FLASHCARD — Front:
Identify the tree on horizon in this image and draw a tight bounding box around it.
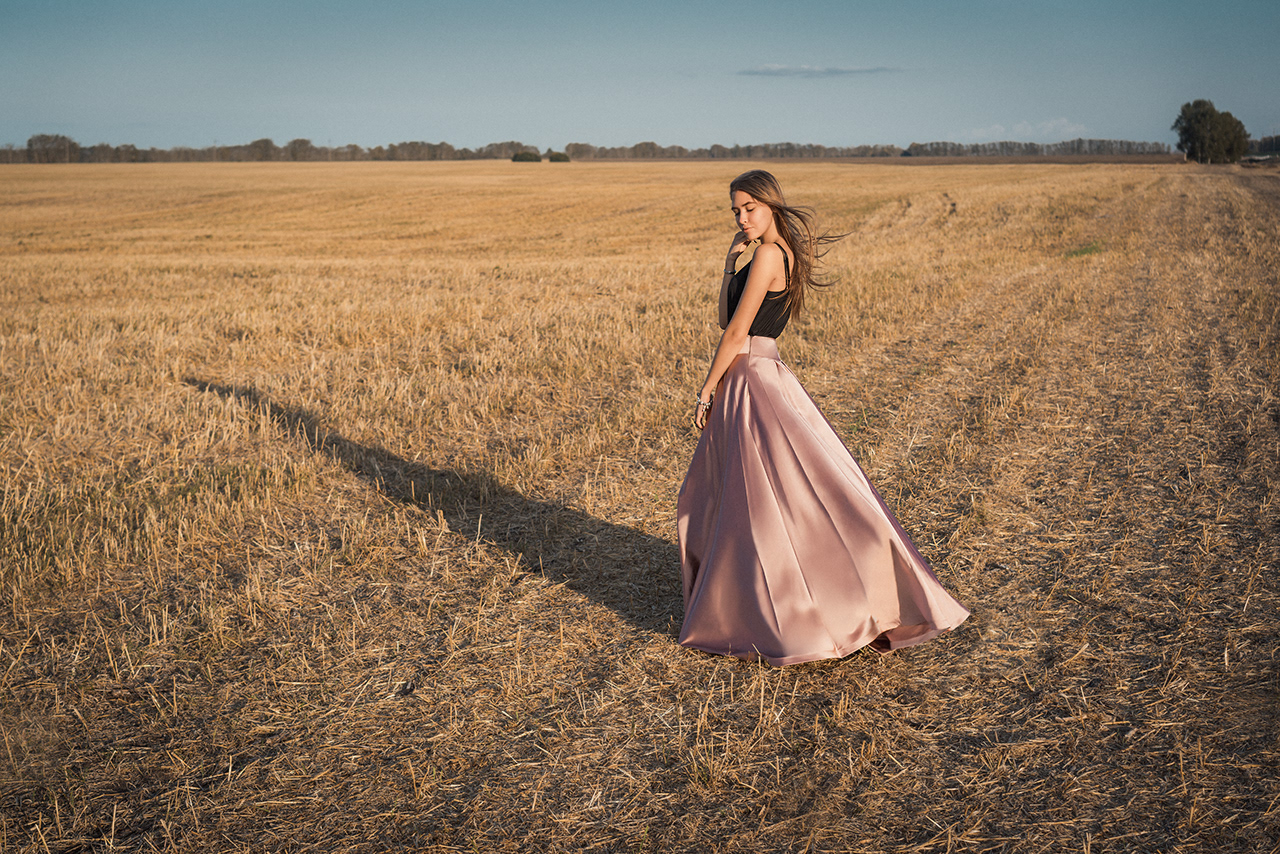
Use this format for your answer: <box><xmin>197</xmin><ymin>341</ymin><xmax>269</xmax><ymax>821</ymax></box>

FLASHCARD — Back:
<box><xmin>26</xmin><ymin>134</ymin><xmax>79</xmax><ymax>163</ymax></box>
<box><xmin>1172</xmin><ymin>100</ymin><xmax>1249</xmax><ymax>164</ymax></box>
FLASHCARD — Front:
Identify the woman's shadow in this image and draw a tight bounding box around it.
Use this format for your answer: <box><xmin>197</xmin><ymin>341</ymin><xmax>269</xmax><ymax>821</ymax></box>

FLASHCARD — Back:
<box><xmin>184</xmin><ymin>379</ymin><xmax>683</xmax><ymax>636</ymax></box>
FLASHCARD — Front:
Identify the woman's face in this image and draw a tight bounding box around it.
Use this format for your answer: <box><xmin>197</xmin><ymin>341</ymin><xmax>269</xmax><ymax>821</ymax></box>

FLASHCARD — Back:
<box><xmin>731</xmin><ymin>190</ymin><xmax>773</xmax><ymax>241</ymax></box>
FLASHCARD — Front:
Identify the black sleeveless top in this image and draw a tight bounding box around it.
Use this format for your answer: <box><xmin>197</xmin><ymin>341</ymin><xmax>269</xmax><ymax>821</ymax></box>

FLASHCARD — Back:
<box><xmin>726</xmin><ymin>248</ymin><xmax>792</xmax><ymax>339</ymax></box>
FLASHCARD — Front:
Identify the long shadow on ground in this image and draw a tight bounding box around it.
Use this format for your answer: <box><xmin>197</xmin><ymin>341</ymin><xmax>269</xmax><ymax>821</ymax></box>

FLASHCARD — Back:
<box><xmin>185</xmin><ymin>379</ymin><xmax>683</xmax><ymax>636</ymax></box>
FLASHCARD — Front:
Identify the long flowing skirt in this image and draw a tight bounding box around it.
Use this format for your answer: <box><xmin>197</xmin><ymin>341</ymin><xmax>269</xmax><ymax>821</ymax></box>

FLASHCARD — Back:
<box><xmin>677</xmin><ymin>336</ymin><xmax>969</xmax><ymax>666</ymax></box>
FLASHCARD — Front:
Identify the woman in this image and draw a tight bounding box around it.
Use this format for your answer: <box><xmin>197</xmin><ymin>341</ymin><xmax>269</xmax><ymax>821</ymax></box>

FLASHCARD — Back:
<box><xmin>677</xmin><ymin>170</ymin><xmax>969</xmax><ymax>666</ymax></box>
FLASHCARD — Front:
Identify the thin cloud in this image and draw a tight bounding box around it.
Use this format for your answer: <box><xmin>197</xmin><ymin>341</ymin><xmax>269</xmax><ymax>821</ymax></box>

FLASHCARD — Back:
<box><xmin>962</xmin><ymin>118</ymin><xmax>1089</xmax><ymax>142</ymax></box>
<box><xmin>739</xmin><ymin>65</ymin><xmax>901</xmax><ymax>78</ymax></box>
<box><xmin>1013</xmin><ymin>118</ymin><xmax>1088</xmax><ymax>139</ymax></box>
<box><xmin>961</xmin><ymin>124</ymin><xmax>1008</xmax><ymax>141</ymax></box>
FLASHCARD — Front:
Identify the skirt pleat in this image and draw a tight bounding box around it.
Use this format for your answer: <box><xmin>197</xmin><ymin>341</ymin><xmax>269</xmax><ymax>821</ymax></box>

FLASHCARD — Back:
<box><xmin>677</xmin><ymin>336</ymin><xmax>969</xmax><ymax>666</ymax></box>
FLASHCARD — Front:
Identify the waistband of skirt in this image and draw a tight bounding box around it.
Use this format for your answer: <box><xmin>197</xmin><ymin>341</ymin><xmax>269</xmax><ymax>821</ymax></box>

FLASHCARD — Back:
<box><xmin>736</xmin><ymin>335</ymin><xmax>781</xmax><ymax>359</ymax></box>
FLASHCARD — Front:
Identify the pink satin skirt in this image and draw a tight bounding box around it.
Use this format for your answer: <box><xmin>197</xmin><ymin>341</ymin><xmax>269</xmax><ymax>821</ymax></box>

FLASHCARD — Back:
<box><xmin>677</xmin><ymin>336</ymin><xmax>969</xmax><ymax>666</ymax></box>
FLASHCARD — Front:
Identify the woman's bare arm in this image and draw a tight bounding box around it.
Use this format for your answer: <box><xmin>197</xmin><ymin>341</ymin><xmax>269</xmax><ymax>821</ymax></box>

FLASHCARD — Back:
<box><xmin>696</xmin><ymin>242</ymin><xmax>786</xmax><ymax>428</ymax></box>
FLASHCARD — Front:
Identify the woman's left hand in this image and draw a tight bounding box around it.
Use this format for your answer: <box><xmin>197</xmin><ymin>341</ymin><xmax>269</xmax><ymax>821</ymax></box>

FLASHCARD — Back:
<box><xmin>726</xmin><ymin>231</ymin><xmax>753</xmax><ymax>269</ymax></box>
<box><xmin>694</xmin><ymin>395</ymin><xmax>713</xmax><ymax>430</ymax></box>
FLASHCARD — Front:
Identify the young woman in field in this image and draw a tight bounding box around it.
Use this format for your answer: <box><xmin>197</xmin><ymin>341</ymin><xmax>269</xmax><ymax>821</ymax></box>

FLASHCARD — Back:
<box><xmin>677</xmin><ymin>170</ymin><xmax>969</xmax><ymax>665</ymax></box>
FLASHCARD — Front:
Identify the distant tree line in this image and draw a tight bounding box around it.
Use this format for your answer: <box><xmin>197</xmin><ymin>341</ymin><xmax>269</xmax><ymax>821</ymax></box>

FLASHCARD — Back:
<box><xmin>564</xmin><ymin>141</ymin><xmax>904</xmax><ymax>159</ymax></box>
<box><xmin>1248</xmin><ymin>135</ymin><xmax>1279</xmax><ymax>156</ymax></box>
<box><xmin>2</xmin><ymin>135</ymin><xmax>541</xmax><ymax>164</ymax></box>
<box><xmin>4</xmin><ymin>133</ymin><xmax>1183</xmax><ymax>165</ymax></box>
<box><xmin>903</xmin><ymin>138</ymin><xmax>1171</xmax><ymax>157</ymax></box>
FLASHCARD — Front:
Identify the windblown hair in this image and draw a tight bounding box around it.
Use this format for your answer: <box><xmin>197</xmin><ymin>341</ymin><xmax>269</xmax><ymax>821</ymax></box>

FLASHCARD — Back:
<box><xmin>729</xmin><ymin>169</ymin><xmax>844</xmax><ymax>317</ymax></box>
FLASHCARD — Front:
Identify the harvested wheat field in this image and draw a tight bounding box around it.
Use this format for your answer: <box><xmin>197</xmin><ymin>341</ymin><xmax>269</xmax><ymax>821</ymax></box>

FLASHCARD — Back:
<box><xmin>2</xmin><ymin>160</ymin><xmax>1279</xmax><ymax>852</ymax></box>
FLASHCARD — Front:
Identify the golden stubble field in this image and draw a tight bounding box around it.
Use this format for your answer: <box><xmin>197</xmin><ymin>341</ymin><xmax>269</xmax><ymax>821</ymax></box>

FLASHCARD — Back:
<box><xmin>2</xmin><ymin>160</ymin><xmax>1278</xmax><ymax>852</ymax></box>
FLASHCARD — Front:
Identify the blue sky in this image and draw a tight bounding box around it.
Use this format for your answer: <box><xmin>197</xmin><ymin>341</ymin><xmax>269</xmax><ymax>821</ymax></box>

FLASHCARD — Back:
<box><xmin>3</xmin><ymin>0</ymin><xmax>1276</xmax><ymax>151</ymax></box>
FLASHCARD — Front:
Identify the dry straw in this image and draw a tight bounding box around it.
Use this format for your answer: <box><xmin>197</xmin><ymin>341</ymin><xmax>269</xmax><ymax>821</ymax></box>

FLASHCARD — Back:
<box><xmin>2</xmin><ymin>160</ymin><xmax>1278</xmax><ymax>851</ymax></box>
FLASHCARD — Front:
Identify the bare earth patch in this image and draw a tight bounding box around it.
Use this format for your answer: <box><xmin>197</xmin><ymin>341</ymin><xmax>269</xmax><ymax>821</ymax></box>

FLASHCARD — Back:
<box><xmin>1</xmin><ymin>162</ymin><xmax>1277</xmax><ymax>852</ymax></box>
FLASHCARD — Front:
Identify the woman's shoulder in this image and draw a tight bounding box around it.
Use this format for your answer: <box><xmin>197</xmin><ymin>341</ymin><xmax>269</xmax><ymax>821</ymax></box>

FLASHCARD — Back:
<box><xmin>753</xmin><ymin>241</ymin><xmax>792</xmax><ymax>278</ymax></box>
<box><xmin>752</xmin><ymin>241</ymin><xmax>790</xmax><ymax>267</ymax></box>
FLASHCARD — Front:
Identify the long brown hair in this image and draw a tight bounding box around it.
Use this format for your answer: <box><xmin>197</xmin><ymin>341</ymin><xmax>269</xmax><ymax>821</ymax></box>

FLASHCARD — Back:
<box><xmin>729</xmin><ymin>169</ymin><xmax>842</xmax><ymax>317</ymax></box>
